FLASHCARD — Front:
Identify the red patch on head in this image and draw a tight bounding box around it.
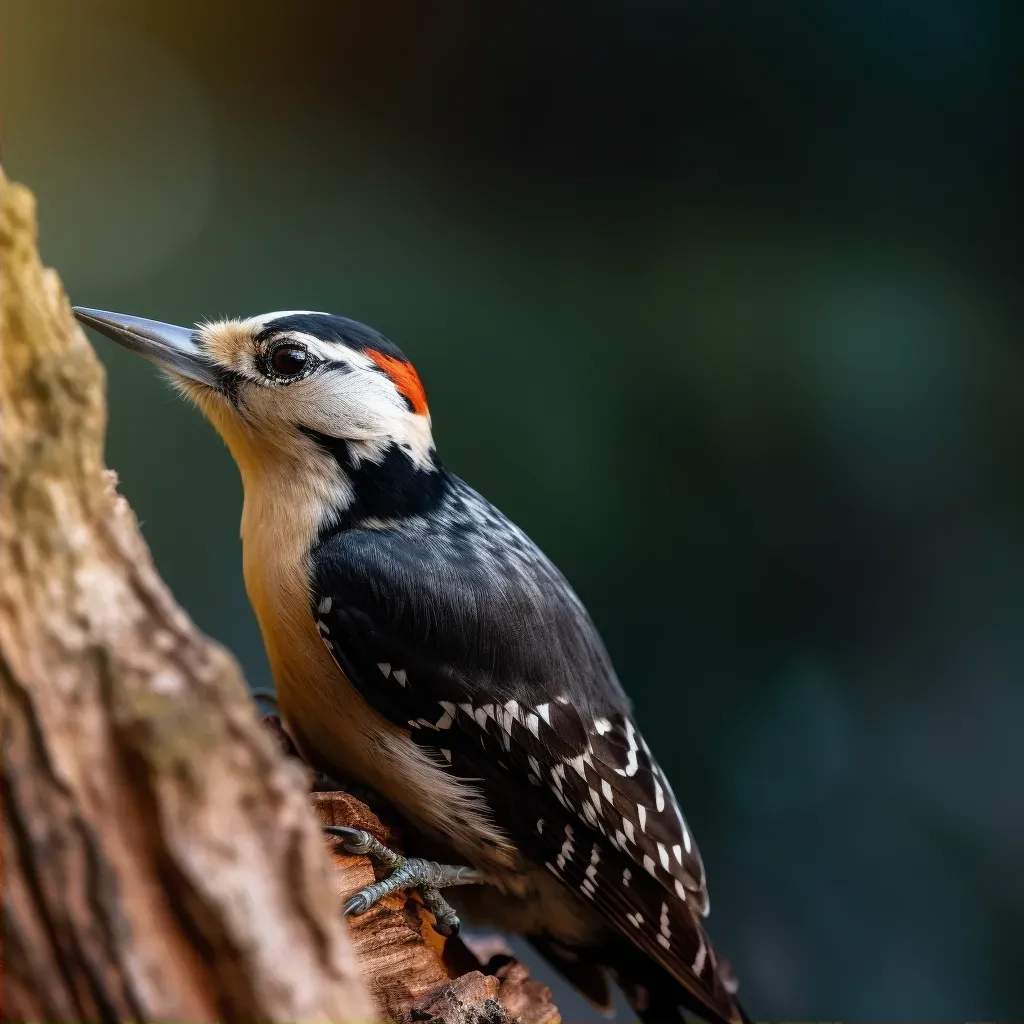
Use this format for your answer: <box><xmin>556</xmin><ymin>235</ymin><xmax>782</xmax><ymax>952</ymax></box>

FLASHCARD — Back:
<box><xmin>365</xmin><ymin>350</ymin><xmax>429</xmax><ymax>416</ymax></box>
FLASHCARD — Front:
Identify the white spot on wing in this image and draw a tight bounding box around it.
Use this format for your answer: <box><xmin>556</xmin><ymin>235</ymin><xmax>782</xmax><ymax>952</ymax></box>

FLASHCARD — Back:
<box><xmin>556</xmin><ymin>824</ymin><xmax>574</xmax><ymax>869</ymax></box>
<box><xmin>654</xmin><ymin>776</ymin><xmax>665</xmax><ymax>812</ymax></box>
<box><xmin>622</xmin><ymin>867</ymin><xmax>631</xmax><ymax>886</ymax></box>
<box><xmin>525</xmin><ymin>712</ymin><xmax>540</xmax><ymax>737</ymax></box>
<box><xmin>637</xmin><ymin>804</ymin><xmax>647</xmax><ymax>832</ymax></box>
<box><xmin>317</xmin><ymin>596</ymin><xmax>332</xmax><ymax>613</ymax></box>
<box><xmin>503</xmin><ymin>700</ymin><xmax>519</xmax><ymax>729</ymax></box>
<box><xmin>622</xmin><ymin>818</ymin><xmax>635</xmax><ymax>843</ymax></box>
<box><xmin>551</xmin><ymin>762</ymin><xmax>566</xmax><ymax>798</ymax></box>
<box><xmin>440</xmin><ymin>748</ymin><xmax>451</xmax><ymax>762</ymax></box>
<box><xmin>536</xmin><ymin>702</ymin><xmax>551</xmax><ymax>725</ymax></box>
<box><xmin>377</xmin><ymin>662</ymin><xmax>391</xmax><ymax>677</ymax></box>
<box><xmin>657</xmin><ymin>901</ymin><xmax>672</xmax><ymax>950</ymax></box>
<box><xmin>672</xmin><ymin>844</ymin><xmax>683</xmax><ymax>865</ymax></box>
<box><xmin>393</xmin><ymin>668</ymin><xmax>407</xmax><ymax>687</ymax></box>
<box><xmin>693</xmin><ymin>935</ymin><xmax>707</xmax><ymax>976</ymax></box>
<box><xmin>674</xmin><ymin>879</ymin><xmax>688</xmax><ymax>901</ymax></box>
<box><xmin>643</xmin><ymin>854</ymin><xmax>657</xmax><ymax>877</ymax></box>
<box><xmin>594</xmin><ymin>717</ymin><xmax>612</xmax><ymax>735</ymax></box>
<box><xmin>601</xmin><ymin>779</ymin><xmax>614</xmax><ymax>803</ymax></box>
<box><xmin>614</xmin><ymin>718</ymin><xmax>640</xmax><ymax>777</ymax></box>
<box><xmin>658</xmin><ymin>843</ymin><xmax>670</xmax><ymax>870</ymax></box>
<box><xmin>491</xmin><ymin>705</ymin><xmax>513</xmax><ymax>745</ymax></box>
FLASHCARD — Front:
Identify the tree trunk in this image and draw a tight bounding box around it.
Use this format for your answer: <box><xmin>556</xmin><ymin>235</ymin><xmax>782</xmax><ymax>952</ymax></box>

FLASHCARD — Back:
<box><xmin>0</xmin><ymin>170</ymin><xmax>559</xmax><ymax>1024</ymax></box>
<box><xmin>0</xmin><ymin>168</ymin><xmax>376</xmax><ymax>1022</ymax></box>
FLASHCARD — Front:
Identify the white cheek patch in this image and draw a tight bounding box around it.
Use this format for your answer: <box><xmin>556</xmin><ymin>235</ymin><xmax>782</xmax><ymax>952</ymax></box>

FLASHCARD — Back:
<box><xmin>398</xmin><ymin>413</ymin><xmax>435</xmax><ymax>469</ymax></box>
<box><xmin>250</xmin><ymin>372</ymin><xmax>390</xmax><ymax>438</ymax></box>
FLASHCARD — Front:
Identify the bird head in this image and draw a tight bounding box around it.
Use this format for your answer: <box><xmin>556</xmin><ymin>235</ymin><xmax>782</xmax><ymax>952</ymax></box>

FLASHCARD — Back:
<box><xmin>73</xmin><ymin>308</ymin><xmax>441</xmax><ymax>524</ymax></box>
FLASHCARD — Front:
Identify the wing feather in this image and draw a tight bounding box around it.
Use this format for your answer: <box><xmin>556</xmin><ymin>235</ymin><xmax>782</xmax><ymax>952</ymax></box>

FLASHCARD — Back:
<box><xmin>311</xmin><ymin>482</ymin><xmax>739</xmax><ymax>1020</ymax></box>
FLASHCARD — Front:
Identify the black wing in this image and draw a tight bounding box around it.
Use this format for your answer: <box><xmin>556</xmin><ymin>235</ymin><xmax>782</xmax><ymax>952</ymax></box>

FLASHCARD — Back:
<box><xmin>311</xmin><ymin>479</ymin><xmax>741</xmax><ymax>1021</ymax></box>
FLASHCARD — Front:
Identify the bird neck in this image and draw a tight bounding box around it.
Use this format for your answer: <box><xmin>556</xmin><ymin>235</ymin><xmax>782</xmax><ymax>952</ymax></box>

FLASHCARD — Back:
<box><xmin>237</xmin><ymin>431</ymin><xmax>448</xmax><ymax>657</ymax></box>
<box><xmin>238</xmin><ymin>450</ymin><xmax>343</xmax><ymax>652</ymax></box>
<box><xmin>297</xmin><ymin>428</ymin><xmax>450</xmax><ymax>531</ymax></box>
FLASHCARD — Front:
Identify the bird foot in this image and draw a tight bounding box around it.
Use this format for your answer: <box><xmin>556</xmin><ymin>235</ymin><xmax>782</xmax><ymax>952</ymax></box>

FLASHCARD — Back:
<box><xmin>324</xmin><ymin>824</ymin><xmax>485</xmax><ymax>937</ymax></box>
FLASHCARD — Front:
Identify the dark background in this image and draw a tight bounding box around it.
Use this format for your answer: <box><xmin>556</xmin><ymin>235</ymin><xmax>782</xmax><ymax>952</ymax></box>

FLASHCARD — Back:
<box><xmin>4</xmin><ymin>0</ymin><xmax>1023</xmax><ymax>1017</ymax></box>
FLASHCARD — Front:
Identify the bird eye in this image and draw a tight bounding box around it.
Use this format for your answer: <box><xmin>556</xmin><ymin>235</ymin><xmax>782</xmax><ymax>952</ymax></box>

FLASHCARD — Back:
<box><xmin>268</xmin><ymin>343</ymin><xmax>309</xmax><ymax>379</ymax></box>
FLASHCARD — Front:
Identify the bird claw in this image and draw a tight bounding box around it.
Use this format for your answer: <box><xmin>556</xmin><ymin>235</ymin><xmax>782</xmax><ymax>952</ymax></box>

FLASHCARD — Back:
<box><xmin>324</xmin><ymin>826</ymin><xmax>484</xmax><ymax>936</ymax></box>
<box><xmin>343</xmin><ymin>892</ymin><xmax>371</xmax><ymax>916</ymax></box>
<box><xmin>420</xmin><ymin>885</ymin><xmax>462</xmax><ymax>937</ymax></box>
<box><xmin>323</xmin><ymin>824</ymin><xmax>376</xmax><ymax>857</ymax></box>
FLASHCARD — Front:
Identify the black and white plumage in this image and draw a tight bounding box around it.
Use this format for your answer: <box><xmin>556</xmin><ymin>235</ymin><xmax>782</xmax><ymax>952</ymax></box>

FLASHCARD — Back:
<box><xmin>311</xmin><ymin>474</ymin><xmax>739</xmax><ymax>1021</ymax></box>
<box><xmin>73</xmin><ymin>305</ymin><xmax>748</xmax><ymax>1024</ymax></box>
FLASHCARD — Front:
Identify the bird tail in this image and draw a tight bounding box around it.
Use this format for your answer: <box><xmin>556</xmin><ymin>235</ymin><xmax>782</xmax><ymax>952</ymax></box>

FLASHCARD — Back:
<box><xmin>607</xmin><ymin>939</ymin><xmax>752</xmax><ymax>1024</ymax></box>
<box><xmin>527</xmin><ymin>930</ymin><xmax>751</xmax><ymax>1024</ymax></box>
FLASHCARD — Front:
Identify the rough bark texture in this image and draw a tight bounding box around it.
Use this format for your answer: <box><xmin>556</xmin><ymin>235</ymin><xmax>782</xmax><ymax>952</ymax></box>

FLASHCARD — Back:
<box><xmin>0</xmin><ymin>170</ymin><xmax>560</xmax><ymax>1024</ymax></box>
<box><xmin>283</xmin><ymin>738</ymin><xmax>560</xmax><ymax>1024</ymax></box>
<box><xmin>0</xmin><ymin>169</ymin><xmax>376</xmax><ymax>1021</ymax></box>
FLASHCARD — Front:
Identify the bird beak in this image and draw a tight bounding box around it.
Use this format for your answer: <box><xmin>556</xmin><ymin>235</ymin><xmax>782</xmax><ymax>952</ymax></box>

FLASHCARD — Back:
<box><xmin>72</xmin><ymin>307</ymin><xmax>222</xmax><ymax>390</ymax></box>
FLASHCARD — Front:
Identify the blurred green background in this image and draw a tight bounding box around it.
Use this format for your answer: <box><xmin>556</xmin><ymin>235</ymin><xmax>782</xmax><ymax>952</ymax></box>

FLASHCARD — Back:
<box><xmin>4</xmin><ymin>0</ymin><xmax>1022</xmax><ymax>1017</ymax></box>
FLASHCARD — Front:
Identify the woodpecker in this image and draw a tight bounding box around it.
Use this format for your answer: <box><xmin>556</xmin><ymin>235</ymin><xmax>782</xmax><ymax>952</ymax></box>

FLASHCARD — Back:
<box><xmin>74</xmin><ymin>306</ymin><xmax>748</xmax><ymax>1023</ymax></box>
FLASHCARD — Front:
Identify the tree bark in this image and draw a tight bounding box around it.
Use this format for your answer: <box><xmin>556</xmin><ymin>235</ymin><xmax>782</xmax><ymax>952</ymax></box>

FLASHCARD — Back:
<box><xmin>0</xmin><ymin>170</ymin><xmax>560</xmax><ymax>1023</ymax></box>
<box><xmin>0</xmin><ymin>168</ymin><xmax>376</xmax><ymax>1021</ymax></box>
